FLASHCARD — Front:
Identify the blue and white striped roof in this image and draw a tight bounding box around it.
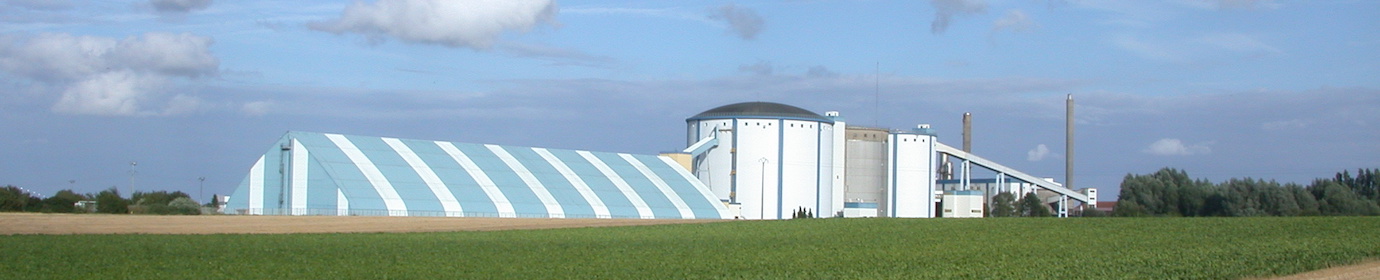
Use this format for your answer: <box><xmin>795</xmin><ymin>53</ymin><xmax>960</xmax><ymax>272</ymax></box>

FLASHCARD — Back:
<box><xmin>224</xmin><ymin>131</ymin><xmax>730</xmax><ymax>219</ymax></box>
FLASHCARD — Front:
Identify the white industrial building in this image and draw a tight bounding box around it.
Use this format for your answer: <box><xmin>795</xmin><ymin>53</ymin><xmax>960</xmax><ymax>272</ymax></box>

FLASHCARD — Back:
<box><xmin>224</xmin><ymin>101</ymin><xmax>1094</xmax><ymax>219</ymax></box>
<box><xmin>674</xmin><ymin>102</ymin><xmax>1094</xmax><ymax>219</ymax></box>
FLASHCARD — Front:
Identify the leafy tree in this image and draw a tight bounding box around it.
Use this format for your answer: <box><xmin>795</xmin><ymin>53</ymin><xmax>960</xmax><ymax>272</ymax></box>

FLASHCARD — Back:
<box><xmin>95</xmin><ymin>187</ymin><xmax>130</xmax><ymax>214</ymax></box>
<box><xmin>1115</xmin><ymin>167</ymin><xmax>1379</xmax><ymax>217</ymax></box>
<box><xmin>168</xmin><ymin>197</ymin><xmax>201</xmax><ymax>215</ymax></box>
<box><xmin>1</xmin><ymin>186</ymin><xmax>27</xmax><ymax>211</ymax></box>
<box><xmin>988</xmin><ymin>192</ymin><xmax>1017</xmax><ymax>217</ymax></box>
<box><xmin>0</xmin><ymin>185</ymin><xmax>44</xmax><ymax>212</ymax></box>
<box><xmin>1017</xmin><ymin>193</ymin><xmax>1051</xmax><ymax>217</ymax></box>
<box><xmin>1116</xmin><ymin>168</ymin><xmax>1212</xmax><ymax>216</ymax></box>
<box><xmin>131</xmin><ymin>191</ymin><xmax>194</xmax><ymax>214</ymax></box>
<box><xmin>1312</xmin><ymin>181</ymin><xmax>1380</xmax><ymax>216</ymax></box>
<box><xmin>1112</xmin><ymin>200</ymin><xmax>1149</xmax><ymax>217</ymax></box>
<box><xmin>1258</xmin><ymin>184</ymin><xmax>1300</xmax><ymax>216</ymax></box>
<box><xmin>1335</xmin><ymin>168</ymin><xmax>1380</xmax><ymax>201</ymax></box>
<box><xmin>41</xmin><ymin>189</ymin><xmax>88</xmax><ymax>213</ymax></box>
<box><xmin>132</xmin><ymin>191</ymin><xmax>191</xmax><ymax>207</ymax></box>
<box><xmin>1289</xmin><ymin>185</ymin><xmax>1320</xmax><ymax>216</ymax></box>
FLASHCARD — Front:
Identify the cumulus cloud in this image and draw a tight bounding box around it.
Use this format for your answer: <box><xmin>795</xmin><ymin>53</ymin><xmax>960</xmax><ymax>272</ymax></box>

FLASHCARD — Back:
<box><xmin>0</xmin><ymin>32</ymin><xmax>218</xmax><ymax>116</ymax></box>
<box><xmin>1027</xmin><ymin>144</ymin><xmax>1050</xmax><ymax>161</ymax></box>
<box><xmin>992</xmin><ymin>10</ymin><xmax>1035</xmax><ymax>33</ymax></box>
<box><xmin>1143</xmin><ymin>138</ymin><xmax>1212</xmax><ymax>156</ymax></box>
<box><xmin>930</xmin><ymin>0</ymin><xmax>986</xmax><ymax>34</ymax></box>
<box><xmin>150</xmin><ymin>0</ymin><xmax>211</xmax><ymax>13</ymax></box>
<box><xmin>309</xmin><ymin>0</ymin><xmax>557</xmax><ymax>50</ymax></box>
<box><xmin>707</xmin><ymin>4</ymin><xmax>764</xmax><ymax>40</ymax></box>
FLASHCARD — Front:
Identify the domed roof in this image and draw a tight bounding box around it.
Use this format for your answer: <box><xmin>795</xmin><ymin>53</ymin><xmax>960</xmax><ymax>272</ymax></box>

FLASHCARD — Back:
<box><xmin>688</xmin><ymin>102</ymin><xmax>829</xmax><ymax>122</ymax></box>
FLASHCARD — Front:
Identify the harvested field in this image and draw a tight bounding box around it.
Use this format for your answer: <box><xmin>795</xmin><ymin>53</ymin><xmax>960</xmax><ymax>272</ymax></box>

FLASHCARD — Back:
<box><xmin>0</xmin><ymin>213</ymin><xmax>730</xmax><ymax>235</ymax></box>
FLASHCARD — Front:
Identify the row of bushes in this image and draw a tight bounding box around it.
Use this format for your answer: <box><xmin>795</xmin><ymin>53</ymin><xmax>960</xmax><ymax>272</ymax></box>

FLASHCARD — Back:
<box><xmin>1113</xmin><ymin>168</ymin><xmax>1380</xmax><ymax>217</ymax></box>
<box><xmin>0</xmin><ymin>186</ymin><xmax>213</xmax><ymax>215</ymax></box>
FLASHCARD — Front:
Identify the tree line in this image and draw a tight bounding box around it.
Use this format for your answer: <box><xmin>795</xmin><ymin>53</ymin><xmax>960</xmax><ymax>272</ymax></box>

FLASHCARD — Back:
<box><xmin>987</xmin><ymin>192</ymin><xmax>1053</xmax><ymax>217</ymax></box>
<box><xmin>1113</xmin><ymin>168</ymin><xmax>1380</xmax><ymax>217</ymax></box>
<box><xmin>0</xmin><ymin>186</ymin><xmax>216</xmax><ymax>215</ymax></box>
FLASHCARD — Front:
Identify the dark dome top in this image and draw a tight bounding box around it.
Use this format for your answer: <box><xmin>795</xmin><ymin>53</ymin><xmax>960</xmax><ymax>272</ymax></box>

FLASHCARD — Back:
<box><xmin>688</xmin><ymin>102</ymin><xmax>828</xmax><ymax>122</ymax></box>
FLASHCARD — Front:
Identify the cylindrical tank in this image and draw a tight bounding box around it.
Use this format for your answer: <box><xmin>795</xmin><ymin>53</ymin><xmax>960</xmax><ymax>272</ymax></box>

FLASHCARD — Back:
<box><xmin>687</xmin><ymin>102</ymin><xmax>837</xmax><ymax>219</ymax></box>
<box><xmin>887</xmin><ymin>125</ymin><xmax>938</xmax><ymax>218</ymax></box>
<box><xmin>844</xmin><ymin>126</ymin><xmax>887</xmax><ymax>217</ymax></box>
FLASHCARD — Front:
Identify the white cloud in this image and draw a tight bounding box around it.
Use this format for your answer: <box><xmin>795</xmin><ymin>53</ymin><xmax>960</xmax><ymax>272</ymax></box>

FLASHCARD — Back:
<box><xmin>50</xmin><ymin>71</ymin><xmax>163</xmax><ymax>115</ymax></box>
<box><xmin>0</xmin><ymin>32</ymin><xmax>218</xmax><ymax>116</ymax></box>
<box><xmin>930</xmin><ymin>0</ymin><xmax>987</xmax><ymax>34</ymax></box>
<box><xmin>1143</xmin><ymin>138</ymin><xmax>1212</xmax><ymax>156</ymax></box>
<box><xmin>993</xmin><ymin>10</ymin><xmax>1035</xmax><ymax>33</ymax></box>
<box><xmin>150</xmin><ymin>0</ymin><xmax>211</xmax><ymax>13</ymax></box>
<box><xmin>1027</xmin><ymin>144</ymin><xmax>1050</xmax><ymax>161</ymax></box>
<box><xmin>309</xmin><ymin>0</ymin><xmax>557</xmax><ymax>50</ymax></box>
<box><xmin>707</xmin><ymin>4</ymin><xmax>764</xmax><ymax>40</ymax></box>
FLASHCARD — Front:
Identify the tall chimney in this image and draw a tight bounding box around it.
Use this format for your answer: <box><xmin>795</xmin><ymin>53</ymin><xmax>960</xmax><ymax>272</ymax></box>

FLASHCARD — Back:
<box><xmin>962</xmin><ymin>112</ymin><xmax>972</xmax><ymax>153</ymax></box>
<box><xmin>1066</xmin><ymin>94</ymin><xmax>1074</xmax><ymax>191</ymax></box>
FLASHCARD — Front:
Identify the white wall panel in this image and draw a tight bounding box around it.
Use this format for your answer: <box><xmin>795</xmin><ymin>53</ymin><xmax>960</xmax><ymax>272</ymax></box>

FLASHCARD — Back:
<box><xmin>781</xmin><ymin>119</ymin><xmax>820</xmax><ymax>217</ymax></box>
<box><xmin>888</xmin><ymin>133</ymin><xmax>937</xmax><ymax>218</ymax></box>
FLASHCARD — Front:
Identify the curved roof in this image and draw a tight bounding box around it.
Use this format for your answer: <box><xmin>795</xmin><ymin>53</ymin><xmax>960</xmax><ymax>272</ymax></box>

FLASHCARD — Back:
<box><xmin>688</xmin><ymin>102</ymin><xmax>828</xmax><ymax>122</ymax></box>
<box><xmin>224</xmin><ymin>131</ymin><xmax>731</xmax><ymax>219</ymax></box>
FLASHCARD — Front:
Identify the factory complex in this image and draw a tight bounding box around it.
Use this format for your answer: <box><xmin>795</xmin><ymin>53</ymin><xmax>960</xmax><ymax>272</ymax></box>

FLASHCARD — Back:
<box><xmin>224</xmin><ymin>101</ymin><xmax>1095</xmax><ymax>219</ymax></box>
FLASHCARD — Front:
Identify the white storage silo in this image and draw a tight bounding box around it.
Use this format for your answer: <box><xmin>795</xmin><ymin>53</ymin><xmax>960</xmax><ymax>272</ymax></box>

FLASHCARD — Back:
<box><xmin>844</xmin><ymin>126</ymin><xmax>888</xmax><ymax>217</ymax></box>
<box><xmin>685</xmin><ymin>102</ymin><xmax>844</xmax><ymax>219</ymax></box>
<box><xmin>886</xmin><ymin>125</ymin><xmax>938</xmax><ymax>218</ymax></box>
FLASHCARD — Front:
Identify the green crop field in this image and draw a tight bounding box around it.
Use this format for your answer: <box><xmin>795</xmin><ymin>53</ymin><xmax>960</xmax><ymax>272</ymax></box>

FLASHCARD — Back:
<box><xmin>3</xmin><ymin>217</ymin><xmax>1378</xmax><ymax>279</ymax></box>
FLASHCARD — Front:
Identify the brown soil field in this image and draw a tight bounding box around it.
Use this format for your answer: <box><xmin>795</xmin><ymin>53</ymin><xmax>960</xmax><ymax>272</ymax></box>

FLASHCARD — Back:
<box><xmin>0</xmin><ymin>213</ymin><xmax>730</xmax><ymax>235</ymax></box>
<box><xmin>1255</xmin><ymin>260</ymin><xmax>1380</xmax><ymax>280</ymax></box>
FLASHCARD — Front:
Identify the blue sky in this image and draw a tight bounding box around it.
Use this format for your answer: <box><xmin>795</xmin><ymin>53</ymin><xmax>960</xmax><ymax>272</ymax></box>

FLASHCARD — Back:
<box><xmin>2</xmin><ymin>0</ymin><xmax>1377</xmax><ymax>202</ymax></box>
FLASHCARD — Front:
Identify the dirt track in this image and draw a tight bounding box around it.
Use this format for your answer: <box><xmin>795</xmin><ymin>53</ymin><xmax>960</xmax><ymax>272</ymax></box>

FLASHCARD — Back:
<box><xmin>1256</xmin><ymin>260</ymin><xmax>1380</xmax><ymax>280</ymax></box>
<box><xmin>0</xmin><ymin>213</ymin><xmax>728</xmax><ymax>235</ymax></box>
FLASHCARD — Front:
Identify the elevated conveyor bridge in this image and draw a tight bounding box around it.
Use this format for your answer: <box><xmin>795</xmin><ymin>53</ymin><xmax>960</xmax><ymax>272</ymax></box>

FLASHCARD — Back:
<box><xmin>935</xmin><ymin>142</ymin><xmax>1090</xmax><ymax>207</ymax></box>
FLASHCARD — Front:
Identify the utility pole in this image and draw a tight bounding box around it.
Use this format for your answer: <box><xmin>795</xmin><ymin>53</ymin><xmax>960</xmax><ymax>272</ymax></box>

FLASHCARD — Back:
<box><xmin>128</xmin><ymin>161</ymin><xmax>138</xmax><ymax>198</ymax></box>
<box><xmin>198</xmin><ymin>177</ymin><xmax>206</xmax><ymax>205</ymax></box>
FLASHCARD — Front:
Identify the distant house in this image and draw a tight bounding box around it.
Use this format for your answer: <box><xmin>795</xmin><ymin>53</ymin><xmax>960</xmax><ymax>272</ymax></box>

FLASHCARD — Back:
<box><xmin>1095</xmin><ymin>201</ymin><xmax>1116</xmax><ymax>213</ymax></box>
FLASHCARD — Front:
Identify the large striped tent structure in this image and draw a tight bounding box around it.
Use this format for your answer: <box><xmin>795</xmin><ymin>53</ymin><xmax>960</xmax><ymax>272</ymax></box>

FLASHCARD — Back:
<box><xmin>223</xmin><ymin>132</ymin><xmax>731</xmax><ymax>219</ymax></box>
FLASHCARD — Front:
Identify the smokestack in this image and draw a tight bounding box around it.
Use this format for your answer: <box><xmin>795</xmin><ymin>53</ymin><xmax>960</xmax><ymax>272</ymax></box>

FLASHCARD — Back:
<box><xmin>962</xmin><ymin>112</ymin><xmax>972</xmax><ymax>153</ymax></box>
<box><xmin>1066</xmin><ymin>94</ymin><xmax>1074</xmax><ymax>191</ymax></box>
